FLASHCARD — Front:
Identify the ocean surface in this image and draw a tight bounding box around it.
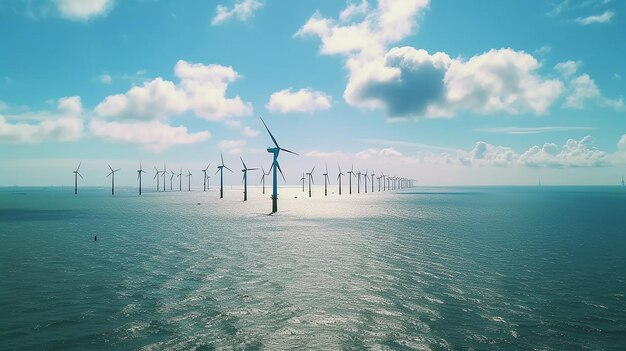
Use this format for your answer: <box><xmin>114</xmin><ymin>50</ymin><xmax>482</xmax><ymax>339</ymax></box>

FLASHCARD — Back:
<box><xmin>1</xmin><ymin>185</ymin><xmax>625</xmax><ymax>350</ymax></box>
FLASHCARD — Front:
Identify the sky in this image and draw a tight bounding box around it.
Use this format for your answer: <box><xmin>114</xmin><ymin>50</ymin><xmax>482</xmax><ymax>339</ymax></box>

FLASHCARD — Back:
<box><xmin>1</xmin><ymin>0</ymin><xmax>625</xmax><ymax>187</ymax></box>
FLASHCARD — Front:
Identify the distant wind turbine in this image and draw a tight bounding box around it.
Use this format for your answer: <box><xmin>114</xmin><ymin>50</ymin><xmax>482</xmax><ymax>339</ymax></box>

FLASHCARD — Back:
<box><xmin>186</xmin><ymin>170</ymin><xmax>192</xmax><ymax>191</ymax></box>
<box><xmin>337</xmin><ymin>164</ymin><xmax>344</xmax><ymax>195</ymax></box>
<box><xmin>300</xmin><ymin>172</ymin><xmax>305</xmax><ymax>192</ymax></box>
<box><xmin>241</xmin><ymin>157</ymin><xmax>258</xmax><ymax>201</ymax></box>
<box><xmin>347</xmin><ymin>164</ymin><xmax>355</xmax><ymax>194</ymax></box>
<box><xmin>169</xmin><ymin>169</ymin><xmax>175</xmax><ymax>190</ymax></box>
<box><xmin>377</xmin><ymin>174</ymin><xmax>382</xmax><ymax>192</ymax></box>
<box><xmin>137</xmin><ymin>162</ymin><xmax>146</xmax><ymax>195</ymax></box>
<box><xmin>106</xmin><ymin>164</ymin><xmax>120</xmax><ymax>195</ymax></box>
<box><xmin>201</xmin><ymin>164</ymin><xmax>211</xmax><ymax>192</ymax></box>
<box><xmin>162</xmin><ymin>163</ymin><xmax>167</xmax><ymax>192</ymax></box>
<box><xmin>177</xmin><ymin>168</ymin><xmax>183</xmax><ymax>191</ymax></box>
<box><xmin>371</xmin><ymin>170</ymin><xmax>375</xmax><ymax>192</ymax></box>
<box><xmin>261</xmin><ymin>117</ymin><xmax>297</xmax><ymax>213</ymax></box>
<box><xmin>356</xmin><ymin>169</ymin><xmax>362</xmax><ymax>194</ymax></box>
<box><xmin>364</xmin><ymin>168</ymin><xmax>368</xmax><ymax>193</ymax></box>
<box><xmin>306</xmin><ymin>166</ymin><xmax>315</xmax><ymax>198</ymax></box>
<box><xmin>216</xmin><ymin>152</ymin><xmax>233</xmax><ymax>198</ymax></box>
<box><xmin>154</xmin><ymin>166</ymin><xmax>161</xmax><ymax>191</ymax></box>
<box><xmin>323</xmin><ymin>163</ymin><xmax>330</xmax><ymax>196</ymax></box>
<box><xmin>260</xmin><ymin>166</ymin><xmax>269</xmax><ymax>194</ymax></box>
<box><xmin>73</xmin><ymin>161</ymin><xmax>83</xmax><ymax>195</ymax></box>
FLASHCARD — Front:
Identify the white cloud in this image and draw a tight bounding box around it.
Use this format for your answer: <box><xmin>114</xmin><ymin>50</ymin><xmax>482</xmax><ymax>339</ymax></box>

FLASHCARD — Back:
<box><xmin>0</xmin><ymin>97</ymin><xmax>84</xmax><ymax>143</ymax></box>
<box><xmin>562</xmin><ymin>74</ymin><xmax>624</xmax><ymax>110</ymax></box>
<box><xmin>211</xmin><ymin>0</ymin><xmax>263</xmax><ymax>26</ymax></box>
<box><xmin>54</xmin><ymin>0</ymin><xmax>113</xmax><ymax>21</ymax></box>
<box><xmin>95</xmin><ymin>60</ymin><xmax>252</xmax><ymax>121</ymax></box>
<box><xmin>356</xmin><ymin>147</ymin><xmax>403</xmax><ymax>159</ymax></box>
<box><xmin>266</xmin><ymin>88</ymin><xmax>332</xmax><ymax>114</ymax></box>
<box><xmin>297</xmin><ymin>1</ymin><xmax>564</xmax><ymax>119</ymax></box>
<box><xmin>340</xmin><ymin>0</ymin><xmax>369</xmax><ymax>22</ymax></box>
<box><xmin>242</xmin><ymin>126</ymin><xmax>259</xmax><ymax>137</ymax></box>
<box><xmin>89</xmin><ymin>119</ymin><xmax>210</xmax><ymax>152</ymax></box>
<box><xmin>554</xmin><ymin>60</ymin><xmax>581</xmax><ymax>79</ymax></box>
<box><xmin>519</xmin><ymin>136</ymin><xmax>608</xmax><ymax>167</ymax></box>
<box><xmin>218</xmin><ymin>139</ymin><xmax>246</xmax><ymax>155</ymax></box>
<box><xmin>304</xmin><ymin>150</ymin><xmax>349</xmax><ymax>159</ymax></box>
<box><xmin>99</xmin><ymin>74</ymin><xmax>112</xmax><ymax>84</ymax></box>
<box><xmin>576</xmin><ymin>10</ymin><xmax>615</xmax><ymax>25</ymax></box>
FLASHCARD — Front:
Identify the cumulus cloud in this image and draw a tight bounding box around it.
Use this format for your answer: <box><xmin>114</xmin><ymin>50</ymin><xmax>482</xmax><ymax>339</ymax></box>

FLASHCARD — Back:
<box><xmin>562</xmin><ymin>74</ymin><xmax>624</xmax><ymax>110</ymax></box>
<box><xmin>99</xmin><ymin>74</ymin><xmax>112</xmax><ymax>84</ymax></box>
<box><xmin>54</xmin><ymin>0</ymin><xmax>113</xmax><ymax>21</ymax></box>
<box><xmin>356</xmin><ymin>147</ymin><xmax>403</xmax><ymax>159</ymax></box>
<box><xmin>266</xmin><ymin>88</ymin><xmax>332</xmax><ymax>114</ymax></box>
<box><xmin>95</xmin><ymin>60</ymin><xmax>252</xmax><ymax>121</ymax></box>
<box><xmin>576</xmin><ymin>10</ymin><xmax>615</xmax><ymax>25</ymax></box>
<box><xmin>297</xmin><ymin>1</ymin><xmax>564</xmax><ymax>119</ymax></box>
<box><xmin>554</xmin><ymin>60</ymin><xmax>581</xmax><ymax>79</ymax></box>
<box><xmin>0</xmin><ymin>97</ymin><xmax>84</xmax><ymax>143</ymax></box>
<box><xmin>211</xmin><ymin>0</ymin><xmax>263</xmax><ymax>26</ymax></box>
<box><xmin>218</xmin><ymin>139</ymin><xmax>246</xmax><ymax>155</ymax></box>
<box><xmin>89</xmin><ymin>119</ymin><xmax>210</xmax><ymax>152</ymax></box>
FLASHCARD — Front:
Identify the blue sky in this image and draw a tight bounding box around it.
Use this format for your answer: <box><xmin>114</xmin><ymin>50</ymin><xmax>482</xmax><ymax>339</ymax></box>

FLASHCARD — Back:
<box><xmin>1</xmin><ymin>0</ymin><xmax>625</xmax><ymax>186</ymax></box>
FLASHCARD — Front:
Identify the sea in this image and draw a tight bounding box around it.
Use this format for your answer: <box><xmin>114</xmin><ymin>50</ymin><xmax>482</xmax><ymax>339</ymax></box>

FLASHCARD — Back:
<box><xmin>1</xmin><ymin>185</ymin><xmax>625</xmax><ymax>350</ymax></box>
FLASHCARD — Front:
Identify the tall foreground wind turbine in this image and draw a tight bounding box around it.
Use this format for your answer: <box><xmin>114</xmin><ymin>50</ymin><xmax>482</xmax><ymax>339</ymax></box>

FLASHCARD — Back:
<box><xmin>106</xmin><ymin>164</ymin><xmax>120</xmax><ymax>195</ymax></box>
<box><xmin>347</xmin><ymin>164</ymin><xmax>355</xmax><ymax>194</ymax></box>
<box><xmin>337</xmin><ymin>164</ymin><xmax>344</xmax><ymax>195</ymax></box>
<box><xmin>137</xmin><ymin>162</ymin><xmax>146</xmax><ymax>195</ymax></box>
<box><xmin>241</xmin><ymin>157</ymin><xmax>258</xmax><ymax>201</ymax></box>
<box><xmin>202</xmin><ymin>164</ymin><xmax>210</xmax><ymax>192</ymax></box>
<box><xmin>306</xmin><ymin>166</ymin><xmax>315</xmax><ymax>198</ymax></box>
<box><xmin>261</xmin><ymin>117</ymin><xmax>297</xmax><ymax>213</ymax></box>
<box><xmin>323</xmin><ymin>163</ymin><xmax>330</xmax><ymax>196</ymax></box>
<box><xmin>73</xmin><ymin>162</ymin><xmax>83</xmax><ymax>195</ymax></box>
<box><xmin>216</xmin><ymin>153</ymin><xmax>233</xmax><ymax>199</ymax></box>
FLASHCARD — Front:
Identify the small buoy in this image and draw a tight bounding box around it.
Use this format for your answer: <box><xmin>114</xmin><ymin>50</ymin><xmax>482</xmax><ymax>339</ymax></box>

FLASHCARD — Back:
<box><xmin>294</xmin><ymin>196</ymin><xmax>298</xmax><ymax>199</ymax></box>
<box><xmin>94</xmin><ymin>235</ymin><xmax>97</xmax><ymax>241</ymax></box>
<box><xmin>197</xmin><ymin>202</ymin><xmax>201</xmax><ymax>205</ymax></box>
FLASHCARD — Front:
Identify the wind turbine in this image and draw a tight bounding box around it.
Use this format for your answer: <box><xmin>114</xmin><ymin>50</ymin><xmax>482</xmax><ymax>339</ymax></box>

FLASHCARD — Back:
<box><xmin>162</xmin><ymin>163</ymin><xmax>167</xmax><ymax>192</ymax></box>
<box><xmin>371</xmin><ymin>170</ymin><xmax>375</xmax><ymax>192</ymax></box>
<box><xmin>186</xmin><ymin>170</ymin><xmax>192</xmax><ymax>191</ymax></box>
<box><xmin>377</xmin><ymin>174</ymin><xmax>383</xmax><ymax>192</ymax></box>
<box><xmin>137</xmin><ymin>162</ymin><xmax>146</xmax><ymax>195</ymax></box>
<box><xmin>106</xmin><ymin>164</ymin><xmax>120</xmax><ymax>195</ymax></box>
<box><xmin>306</xmin><ymin>166</ymin><xmax>315</xmax><ymax>198</ymax></box>
<box><xmin>73</xmin><ymin>161</ymin><xmax>83</xmax><ymax>195</ymax></box>
<box><xmin>356</xmin><ymin>169</ymin><xmax>362</xmax><ymax>194</ymax></box>
<box><xmin>347</xmin><ymin>164</ymin><xmax>355</xmax><ymax>194</ymax></box>
<box><xmin>323</xmin><ymin>163</ymin><xmax>330</xmax><ymax>196</ymax></box>
<box><xmin>177</xmin><ymin>168</ymin><xmax>183</xmax><ymax>191</ymax></box>
<box><xmin>300</xmin><ymin>172</ymin><xmax>305</xmax><ymax>192</ymax></box>
<box><xmin>216</xmin><ymin>152</ymin><xmax>233</xmax><ymax>199</ymax></box>
<box><xmin>261</xmin><ymin>117</ymin><xmax>297</xmax><ymax>213</ymax></box>
<box><xmin>241</xmin><ymin>157</ymin><xmax>258</xmax><ymax>201</ymax></box>
<box><xmin>169</xmin><ymin>169</ymin><xmax>175</xmax><ymax>190</ymax></box>
<box><xmin>201</xmin><ymin>164</ymin><xmax>211</xmax><ymax>192</ymax></box>
<box><xmin>337</xmin><ymin>164</ymin><xmax>344</xmax><ymax>195</ymax></box>
<box><xmin>260</xmin><ymin>166</ymin><xmax>269</xmax><ymax>194</ymax></box>
<box><xmin>154</xmin><ymin>166</ymin><xmax>161</xmax><ymax>191</ymax></box>
<box><xmin>364</xmin><ymin>168</ymin><xmax>368</xmax><ymax>193</ymax></box>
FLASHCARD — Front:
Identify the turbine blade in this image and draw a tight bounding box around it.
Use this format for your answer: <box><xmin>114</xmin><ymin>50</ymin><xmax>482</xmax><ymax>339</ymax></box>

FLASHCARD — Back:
<box><xmin>260</xmin><ymin>117</ymin><xmax>279</xmax><ymax>148</ymax></box>
<box><xmin>221</xmin><ymin>152</ymin><xmax>224</xmax><ymax>166</ymax></box>
<box><xmin>215</xmin><ymin>168</ymin><xmax>220</xmax><ymax>175</ymax></box>
<box><xmin>280</xmin><ymin>147</ymin><xmax>298</xmax><ymax>155</ymax></box>
<box><xmin>249</xmin><ymin>168</ymin><xmax>259</xmax><ymax>171</ymax></box>
<box><xmin>107</xmin><ymin>172</ymin><xmax>112</xmax><ymax>177</ymax></box>
<box><xmin>115</xmin><ymin>169</ymin><xmax>120</xmax><ymax>172</ymax></box>
<box><xmin>276</xmin><ymin>162</ymin><xmax>286</xmax><ymax>182</ymax></box>
<box><xmin>78</xmin><ymin>172</ymin><xmax>83</xmax><ymax>179</ymax></box>
<box><xmin>224</xmin><ymin>166</ymin><xmax>233</xmax><ymax>173</ymax></box>
<box><xmin>240</xmin><ymin>156</ymin><xmax>246</xmax><ymax>169</ymax></box>
<box><xmin>76</xmin><ymin>161</ymin><xmax>82</xmax><ymax>172</ymax></box>
<box><xmin>108</xmin><ymin>164</ymin><xmax>113</xmax><ymax>172</ymax></box>
<box><xmin>311</xmin><ymin>166</ymin><xmax>315</xmax><ymax>174</ymax></box>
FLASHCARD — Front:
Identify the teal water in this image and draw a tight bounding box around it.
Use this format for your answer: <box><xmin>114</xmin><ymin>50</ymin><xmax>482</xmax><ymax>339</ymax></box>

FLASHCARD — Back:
<box><xmin>1</xmin><ymin>186</ymin><xmax>625</xmax><ymax>350</ymax></box>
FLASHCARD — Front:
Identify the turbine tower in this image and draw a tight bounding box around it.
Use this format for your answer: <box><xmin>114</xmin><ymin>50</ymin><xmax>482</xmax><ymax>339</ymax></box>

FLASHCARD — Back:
<box><xmin>261</xmin><ymin>117</ymin><xmax>297</xmax><ymax>213</ymax></box>
<box><xmin>323</xmin><ymin>163</ymin><xmax>330</xmax><ymax>196</ymax></box>
<box><xmin>241</xmin><ymin>157</ymin><xmax>258</xmax><ymax>201</ymax></box>
<box><xmin>73</xmin><ymin>161</ymin><xmax>83</xmax><ymax>195</ymax></box>
<box><xmin>371</xmin><ymin>170</ymin><xmax>375</xmax><ymax>192</ymax></box>
<box><xmin>201</xmin><ymin>164</ymin><xmax>211</xmax><ymax>192</ymax></box>
<box><xmin>356</xmin><ymin>169</ymin><xmax>362</xmax><ymax>194</ymax></box>
<box><xmin>347</xmin><ymin>164</ymin><xmax>355</xmax><ymax>194</ymax></box>
<box><xmin>162</xmin><ymin>163</ymin><xmax>167</xmax><ymax>192</ymax></box>
<box><xmin>137</xmin><ymin>162</ymin><xmax>146</xmax><ymax>195</ymax></box>
<box><xmin>106</xmin><ymin>164</ymin><xmax>120</xmax><ymax>195</ymax></box>
<box><xmin>216</xmin><ymin>153</ymin><xmax>233</xmax><ymax>199</ymax></box>
<box><xmin>306</xmin><ymin>166</ymin><xmax>315</xmax><ymax>198</ymax></box>
<box><xmin>169</xmin><ymin>169</ymin><xmax>175</xmax><ymax>190</ymax></box>
<box><xmin>300</xmin><ymin>172</ymin><xmax>305</xmax><ymax>192</ymax></box>
<box><xmin>337</xmin><ymin>164</ymin><xmax>344</xmax><ymax>195</ymax></box>
<box><xmin>186</xmin><ymin>170</ymin><xmax>192</xmax><ymax>191</ymax></box>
